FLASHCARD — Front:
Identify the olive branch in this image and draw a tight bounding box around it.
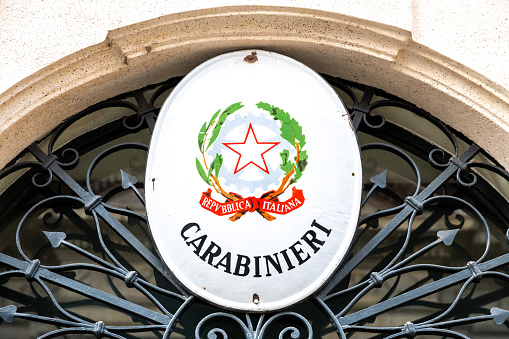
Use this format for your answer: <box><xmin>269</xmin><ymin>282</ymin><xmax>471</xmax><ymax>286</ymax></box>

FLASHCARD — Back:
<box><xmin>196</xmin><ymin>102</ymin><xmax>244</xmax><ymax>200</ymax></box>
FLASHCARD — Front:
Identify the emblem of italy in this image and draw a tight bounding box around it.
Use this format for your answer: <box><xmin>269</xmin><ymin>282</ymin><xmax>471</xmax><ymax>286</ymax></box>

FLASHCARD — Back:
<box><xmin>196</xmin><ymin>102</ymin><xmax>308</xmax><ymax>221</ymax></box>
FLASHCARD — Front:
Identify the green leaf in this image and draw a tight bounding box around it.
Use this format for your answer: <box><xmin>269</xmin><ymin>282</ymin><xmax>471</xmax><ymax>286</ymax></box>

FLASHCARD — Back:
<box><xmin>276</xmin><ymin>109</ymin><xmax>291</xmax><ymax>124</ymax></box>
<box><xmin>207</xmin><ymin>124</ymin><xmax>222</xmax><ymax>151</ymax></box>
<box><xmin>202</xmin><ymin>108</ymin><xmax>223</xmax><ymax>152</ymax></box>
<box><xmin>215</xmin><ymin>154</ymin><xmax>223</xmax><ymax>178</ymax></box>
<box><xmin>256</xmin><ymin>102</ymin><xmax>274</xmax><ymax>115</ymax></box>
<box><xmin>207</xmin><ymin>153</ymin><xmax>222</xmax><ymax>180</ymax></box>
<box><xmin>198</xmin><ymin>122</ymin><xmax>207</xmax><ymax>152</ymax></box>
<box><xmin>280</xmin><ymin>149</ymin><xmax>289</xmax><ymax>165</ymax></box>
<box><xmin>224</xmin><ymin>102</ymin><xmax>244</xmax><ymax>115</ymax></box>
<box><xmin>196</xmin><ymin>158</ymin><xmax>211</xmax><ymax>185</ymax></box>
<box><xmin>289</xmin><ymin>118</ymin><xmax>306</xmax><ymax>148</ymax></box>
<box><xmin>293</xmin><ymin>150</ymin><xmax>308</xmax><ymax>182</ymax></box>
<box><xmin>298</xmin><ymin>150</ymin><xmax>309</xmax><ymax>165</ymax></box>
<box><xmin>217</xmin><ymin>111</ymin><xmax>229</xmax><ymax>125</ymax></box>
<box><xmin>280</xmin><ymin>123</ymin><xmax>296</xmax><ymax>147</ymax></box>
<box><xmin>208</xmin><ymin>109</ymin><xmax>221</xmax><ymax>129</ymax></box>
<box><xmin>206</xmin><ymin>102</ymin><xmax>244</xmax><ymax>150</ymax></box>
<box><xmin>207</xmin><ymin>159</ymin><xmax>215</xmax><ymax>180</ymax></box>
<box><xmin>257</xmin><ymin>102</ymin><xmax>290</xmax><ymax>123</ymax></box>
<box><xmin>279</xmin><ymin>149</ymin><xmax>294</xmax><ymax>174</ymax></box>
<box><xmin>257</xmin><ymin>101</ymin><xmax>306</xmax><ymax>148</ymax></box>
<box><xmin>213</xmin><ymin>154</ymin><xmax>223</xmax><ymax>178</ymax></box>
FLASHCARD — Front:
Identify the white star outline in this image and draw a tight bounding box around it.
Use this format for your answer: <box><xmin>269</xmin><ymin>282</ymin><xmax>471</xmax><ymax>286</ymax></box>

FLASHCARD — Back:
<box><xmin>222</xmin><ymin>123</ymin><xmax>280</xmax><ymax>174</ymax></box>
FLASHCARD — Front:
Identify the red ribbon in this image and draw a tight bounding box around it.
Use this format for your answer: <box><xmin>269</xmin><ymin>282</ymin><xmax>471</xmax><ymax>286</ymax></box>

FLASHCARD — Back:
<box><xmin>199</xmin><ymin>186</ymin><xmax>305</xmax><ymax>216</ymax></box>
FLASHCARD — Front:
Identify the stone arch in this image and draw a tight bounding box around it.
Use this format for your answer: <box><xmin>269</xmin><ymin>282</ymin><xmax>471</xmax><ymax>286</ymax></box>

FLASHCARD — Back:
<box><xmin>1</xmin><ymin>6</ymin><xmax>508</xmax><ymax>168</ymax></box>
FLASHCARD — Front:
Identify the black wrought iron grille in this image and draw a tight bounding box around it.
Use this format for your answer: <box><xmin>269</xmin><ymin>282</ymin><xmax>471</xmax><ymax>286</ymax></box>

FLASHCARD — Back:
<box><xmin>0</xmin><ymin>75</ymin><xmax>508</xmax><ymax>338</ymax></box>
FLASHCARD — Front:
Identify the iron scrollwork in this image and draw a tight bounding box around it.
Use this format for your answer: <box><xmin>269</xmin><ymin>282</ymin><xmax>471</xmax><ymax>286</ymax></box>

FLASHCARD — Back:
<box><xmin>0</xmin><ymin>76</ymin><xmax>508</xmax><ymax>338</ymax></box>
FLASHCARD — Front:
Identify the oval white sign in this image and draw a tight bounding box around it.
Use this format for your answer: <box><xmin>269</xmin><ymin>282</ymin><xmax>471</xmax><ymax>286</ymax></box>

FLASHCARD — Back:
<box><xmin>145</xmin><ymin>50</ymin><xmax>362</xmax><ymax>312</ymax></box>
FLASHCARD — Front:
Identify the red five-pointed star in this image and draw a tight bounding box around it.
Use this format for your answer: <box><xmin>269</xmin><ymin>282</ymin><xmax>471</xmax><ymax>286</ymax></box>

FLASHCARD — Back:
<box><xmin>223</xmin><ymin>123</ymin><xmax>280</xmax><ymax>174</ymax></box>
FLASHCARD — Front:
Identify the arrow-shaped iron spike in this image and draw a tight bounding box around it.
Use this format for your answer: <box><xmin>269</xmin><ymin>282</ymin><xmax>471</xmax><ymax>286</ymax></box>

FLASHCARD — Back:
<box><xmin>437</xmin><ymin>229</ymin><xmax>460</xmax><ymax>246</ymax></box>
<box><xmin>43</xmin><ymin>231</ymin><xmax>67</xmax><ymax>248</ymax></box>
<box><xmin>120</xmin><ymin>170</ymin><xmax>145</xmax><ymax>206</ymax></box>
<box><xmin>0</xmin><ymin>305</ymin><xmax>17</xmax><ymax>323</ymax></box>
<box><xmin>388</xmin><ymin>229</ymin><xmax>459</xmax><ymax>272</ymax></box>
<box><xmin>43</xmin><ymin>231</ymin><xmax>116</xmax><ymax>270</ymax></box>
<box><xmin>491</xmin><ymin>307</ymin><xmax>509</xmax><ymax>325</ymax></box>
<box><xmin>121</xmin><ymin>169</ymin><xmax>138</xmax><ymax>189</ymax></box>
<box><xmin>361</xmin><ymin>169</ymin><xmax>388</xmax><ymax>208</ymax></box>
<box><xmin>409</xmin><ymin>308</ymin><xmax>509</xmax><ymax>330</ymax></box>
<box><xmin>0</xmin><ymin>306</ymin><xmax>92</xmax><ymax>329</ymax></box>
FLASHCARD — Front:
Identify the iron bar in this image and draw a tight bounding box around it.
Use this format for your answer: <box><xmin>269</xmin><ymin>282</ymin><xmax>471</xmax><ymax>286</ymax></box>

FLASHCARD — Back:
<box><xmin>0</xmin><ymin>253</ymin><xmax>170</xmax><ymax>325</ymax></box>
<box><xmin>0</xmin><ymin>75</ymin><xmax>507</xmax><ymax>338</ymax></box>
<box><xmin>338</xmin><ymin>253</ymin><xmax>509</xmax><ymax>326</ymax></box>
<box><xmin>27</xmin><ymin>143</ymin><xmax>189</xmax><ymax>297</ymax></box>
<box><xmin>318</xmin><ymin>143</ymin><xmax>481</xmax><ymax>299</ymax></box>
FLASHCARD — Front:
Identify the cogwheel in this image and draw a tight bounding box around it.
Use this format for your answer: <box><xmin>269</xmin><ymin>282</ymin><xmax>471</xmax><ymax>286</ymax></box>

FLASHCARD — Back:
<box><xmin>207</xmin><ymin>110</ymin><xmax>293</xmax><ymax>193</ymax></box>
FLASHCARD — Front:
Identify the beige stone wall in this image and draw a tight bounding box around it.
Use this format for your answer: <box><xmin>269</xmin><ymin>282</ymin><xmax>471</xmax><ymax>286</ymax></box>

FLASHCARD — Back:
<box><xmin>0</xmin><ymin>0</ymin><xmax>412</xmax><ymax>94</ymax></box>
<box><xmin>2</xmin><ymin>1</ymin><xmax>507</xmax><ymax>93</ymax></box>
<box><xmin>0</xmin><ymin>1</ymin><xmax>508</xmax><ymax>168</ymax></box>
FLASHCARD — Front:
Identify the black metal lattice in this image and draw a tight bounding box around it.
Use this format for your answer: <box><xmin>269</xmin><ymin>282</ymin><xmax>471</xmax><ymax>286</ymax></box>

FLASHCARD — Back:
<box><xmin>0</xmin><ymin>75</ymin><xmax>508</xmax><ymax>338</ymax></box>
